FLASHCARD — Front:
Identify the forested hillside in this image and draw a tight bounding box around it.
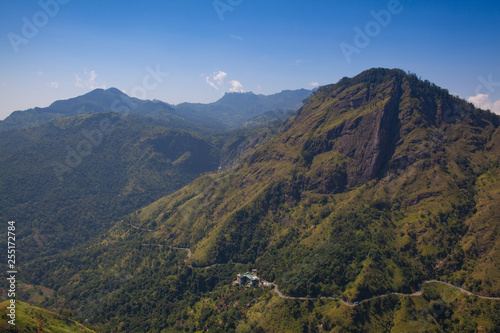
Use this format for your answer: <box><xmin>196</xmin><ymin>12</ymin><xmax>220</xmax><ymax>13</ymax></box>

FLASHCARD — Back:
<box><xmin>0</xmin><ymin>113</ymin><xmax>220</xmax><ymax>260</ymax></box>
<box><xmin>7</xmin><ymin>68</ymin><xmax>499</xmax><ymax>332</ymax></box>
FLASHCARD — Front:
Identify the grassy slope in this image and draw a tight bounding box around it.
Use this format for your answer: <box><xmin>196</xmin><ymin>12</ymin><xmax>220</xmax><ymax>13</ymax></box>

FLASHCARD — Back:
<box><xmin>0</xmin><ymin>300</ymin><xmax>94</xmax><ymax>333</ymax></box>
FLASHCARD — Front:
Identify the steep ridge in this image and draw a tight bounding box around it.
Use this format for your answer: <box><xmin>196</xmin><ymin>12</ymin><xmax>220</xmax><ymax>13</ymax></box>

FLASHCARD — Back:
<box><xmin>19</xmin><ymin>68</ymin><xmax>500</xmax><ymax>331</ymax></box>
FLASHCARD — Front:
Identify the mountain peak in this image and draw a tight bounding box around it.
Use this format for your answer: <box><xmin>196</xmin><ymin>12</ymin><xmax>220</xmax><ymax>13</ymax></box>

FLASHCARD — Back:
<box><xmin>47</xmin><ymin>87</ymin><xmax>129</xmax><ymax>113</ymax></box>
<box><xmin>76</xmin><ymin>87</ymin><xmax>127</xmax><ymax>101</ymax></box>
<box><xmin>222</xmin><ymin>91</ymin><xmax>256</xmax><ymax>96</ymax></box>
<box><xmin>105</xmin><ymin>87</ymin><xmax>125</xmax><ymax>95</ymax></box>
<box><xmin>318</xmin><ymin>68</ymin><xmax>405</xmax><ymax>93</ymax></box>
<box><xmin>218</xmin><ymin>91</ymin><xmax>259</xmax><ymax>103</ymax></box>
<box><xmin>284</xmin><ymin>67</ymin><xmax>496</xmax><ymax>186</ymax></box>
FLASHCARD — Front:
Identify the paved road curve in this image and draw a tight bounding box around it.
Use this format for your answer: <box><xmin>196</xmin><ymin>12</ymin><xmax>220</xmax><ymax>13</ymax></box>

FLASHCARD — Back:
<box><xmin>161</xmin><ymin>245</ymin><xmax>500</xmax><ymax>306</ymax></box>
<box><xmin>268</xmin><ymin>280</ymin><xmax>500</xmax><ymax>307</ymax></box>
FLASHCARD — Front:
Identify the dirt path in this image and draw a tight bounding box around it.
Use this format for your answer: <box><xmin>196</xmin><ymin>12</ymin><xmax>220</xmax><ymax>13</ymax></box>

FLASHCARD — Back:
<box><xmin>130</xmin><ymin>224</ymin><xmax>153</xmax><ymax>232</ymax></box>
<box><xmin>141</xmin><ymin>244</ymin><xmax>192</xmax><ymax>258</ymax></box>
<box><xmin>171</xmin><ymin>247</ymin><xmax>192</xmax><ymax>258</ymax></box>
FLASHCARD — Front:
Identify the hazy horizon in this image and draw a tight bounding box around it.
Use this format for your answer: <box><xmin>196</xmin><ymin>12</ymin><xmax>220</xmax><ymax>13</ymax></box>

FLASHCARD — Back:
<box><xmin>1</xmin><ymin>0</ymin><xmax>499</xmax><ymax>120</ymax></box>
<box><xmin>0</xmin><ymin>85</ymin><xmax>314</xmax><ymax>119</ymax></box>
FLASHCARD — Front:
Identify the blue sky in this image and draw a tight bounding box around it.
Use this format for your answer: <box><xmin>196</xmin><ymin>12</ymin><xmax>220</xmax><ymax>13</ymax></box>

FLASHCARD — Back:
<box><xmin>0</xmin><ymin>0</ymin><xmax>499</xmax><ymax>119</ymax></box>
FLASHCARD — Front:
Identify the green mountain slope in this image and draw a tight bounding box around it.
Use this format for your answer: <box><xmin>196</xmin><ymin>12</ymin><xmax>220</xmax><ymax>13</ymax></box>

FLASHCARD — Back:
<box><xmin>0</xmin><ymin>112</ymin><xmax>220</xmax><ymax>260</ymax></box>
<box><xmin>0</xmin><ymin>300</ymin><xmax>94</xmax><ymax>332</ymax></box>
<box><xmin>16</xmin><ymin>68</ymin><xmax>500</xmax><ymax>332</ymax></box>
<box><xmin>122</xmin><ymin>68</ymin><xmax>500</xmax><ymax>297</ymax></box>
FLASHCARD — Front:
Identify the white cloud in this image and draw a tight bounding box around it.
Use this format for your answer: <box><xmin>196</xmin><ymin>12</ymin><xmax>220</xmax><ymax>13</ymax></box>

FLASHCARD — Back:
<box><xmin>468</xmin><ymin>93</ymin><xmax>500</xmax><ymax>115</ymax></box>
<box><xmin>310</xmin><ymin>82</ymin><xmax>320</xmax><ymax>87</ymax></box>
<box><xmin>37</xmin><ymin>71</ymin><xmax>43</xmax><ymax>76</ymax></box>
<box><xmin>50</xmin><ymin>82</ymin><xmax>59</xmax><ymax>89</ymax></box>
<box><xmin>75</xmin><ymin>69</ymin><xmax>106</xmax><ymax>90</ymax></box>
<box><xmin>204</xmin><ymin>71</ymin><xmax>244</xmax><ymax>93</ymax></box>
<box><xmin>205</xmin><ymin>76</ymin><xmax>219</xmax><ymax>90</ymax></box>
<box><xmin>205</xmin><ymin>71</ymin><xmax>227</xmax><ymax>90</ymax></box>
<box><xmin>295</xmin><ymin>59</ymin><xmax>313</xmax><ymax>66</ymax></box>
<box><xmin>229</xmin><ymin>34</ymin><xmax>243</xmax><ymax>40</ymax></box>
<box><xmin>213</xmin><ymin>71</ymin><xmax>227</xmax><ymax>83</ymax></box>
<box><xmin>229</xmin><ymin>80</ymin><xmax>244</xmax><ymax>92</ymax></box>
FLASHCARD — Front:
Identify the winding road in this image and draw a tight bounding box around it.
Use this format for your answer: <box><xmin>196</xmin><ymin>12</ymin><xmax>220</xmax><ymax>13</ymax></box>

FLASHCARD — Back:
<box><xmin>138</xmin><ymin>237</ymin><xmax>500</xmax><ymax>307</ymax></box>
<box><xmin>268</xmin><ymin>280</ymin><xmax>500</xmax><ymax>307</ymax></box>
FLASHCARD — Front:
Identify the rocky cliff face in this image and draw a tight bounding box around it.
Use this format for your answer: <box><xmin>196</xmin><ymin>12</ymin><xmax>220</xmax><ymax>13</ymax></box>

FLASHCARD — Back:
<box><xmin>279</xmin><ymin>68</ymin><xmax>495</xmax><ymax>188</ymax></box>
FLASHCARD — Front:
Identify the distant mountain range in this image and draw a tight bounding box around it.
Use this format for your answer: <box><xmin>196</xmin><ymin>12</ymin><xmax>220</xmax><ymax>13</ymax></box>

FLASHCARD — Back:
<box><xmin>176</xmin><ymin>89</ymin><xmax>312</xmax><ymax>129</ymax></box>
<box><xmin>0</xmin><ymin>88</ymin><xmax>312</xmax><ymax>132</ymax></box>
